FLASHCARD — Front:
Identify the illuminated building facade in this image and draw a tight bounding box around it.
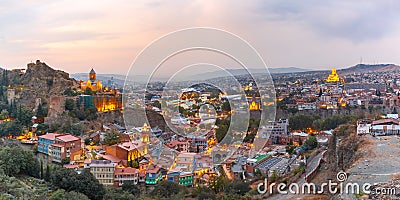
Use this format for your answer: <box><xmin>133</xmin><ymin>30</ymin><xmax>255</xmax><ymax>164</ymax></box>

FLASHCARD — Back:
<box><xmin>326</xmin><ymin>68</ymin><xmax>340</xmax><ymax>83</ymax></box>
<box><xmin>93</xmin><ymin>94</ymin><xmax>122</xmax><ymax>112</ymax></box>
<box><xmin>249</xmin><ymin>98</ymin><xmax>261</xmax><ymax>111</ymax></box>
<box><xmin>78</xmin><ymin>68</ymin><xmax>122</xmax><ymax>112</ymax></box>
<box><xmin>80</xmin><ymin>68</ymin><xmax>103</xmax><ymax>92</ymax></box>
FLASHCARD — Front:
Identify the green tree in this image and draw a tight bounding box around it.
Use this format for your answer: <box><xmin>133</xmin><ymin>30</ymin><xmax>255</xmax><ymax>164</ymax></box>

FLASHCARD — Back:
<box><xmin>0</xmin><ymin>145</ymin><xmax>40</xmax><ymax>177</ymax></box>
<box><xmin>36</xmin><ymin>103</ymin><xmax>46</xmax><ymax>118</ymax></box>
<box><xmin>304</xmin><ymin>136</ymin><xmax>318</xmax><ymax>149</ymax></box>
<box><xmin>208</xmin><ymin>175</ymin><xmax>226</xmax><ymax>193</ymax></box>
<box><xmin>0</xmin><ymin>171</ymin><xmax>34</xmax><ymax>199</ymax></box>
<box><xmin>61</xmin><ymin>158</ymin><xmax>70</xmax><ymax>165</ymax></box>
<box><xmin>44</xmin><ymin>165</ymin><xmax>51</xmax><ymax>181</ymax></box>
<box><xmin>104</xmin><ymin>188</ymin><xmax>136</xmax><ymax>200</ymax></box>
<box><xmin>269</xmin><ymin>170</ymin><xmax>279</xmax><ymax>182</ymax></box>
<box><xmin>0</xmin><ymin>120</ymin><xmax>23</xmax><ymax>137</ymax></box>
<box><xmin>36</xmin><ymin>123</ymin><xmax>49</xmax><ymax>134</ymax></box>
<box><xmin>224</xmin><ymin>181</ymin><xmax>251</xmax><ymax>196</ymax></box>
<box><xmin>63</xmin><ymin>87</ymin><xmax>77</xmax><ymax>96</ymax></box>
<box><xmin>85</xmin><ymin>107</ymin><xmax>98</xmax><ymax>120</ymax></box>
<box><xmin>289</xmin><ymin>114</ymin><xmax>319</xmax><ymax>131</ymax></box>
<box><xmin>84</xmin><ymin>138</ymin><xmax>91</xmax><ymax>145</ymax></box>
<box><xmin>70</xmin><ymin>123</ymin><xmax>84</xmax><ymax>136</ymax></box>
<box><xmin>65</xmin><ymin>99</ymin><xmax>76</xmax><ymax>111</ymax></box>
<box><xmin>150</xmin><ymin>180</ymin><xmax>186</xmax><ymax>198</ymax></box>
<box><xmin>192</xmin><ymin>186</ymin><xmax>216</xmax><ymax>200</ymax></box>
<box><xmin>84</xmin><ymin>88</ymin><xmax>93</xmax><ymax>95</ymax></box>
<box><xmin>121</xmin><ymin>180</ymin><xmax>140</xmax><ymax>197</ymax></box>
<box><xmin>103</xmin><ymin>131</ymin><xmax>121</xmax><ymax>145</ymax></box>
<box><xmin>151</xmin><ymin>101</ymin><xmax>161</xmax><ymax>109</ymax></box>
<box><xmin>0</xmin><ymin>109</ymin><xmax>8</xmax><ymax>120</ymax></box>
<box><xmin>130</xmin><ymin>160</ymin><xmax>139</xmax><ymax>168</ymax></box>
<box><xmin>285</xmin><ymin>145</ymin><xmax>296</xmax><ymax>155</ymax></box>
<box><xmin>75</xmin><ymin>169</ymin><xmax>106</xmax><ymax>200</ymax></box>
<box><xmin>40</xmin><ymin>161</ymin><xmax>44</xmax><ymax>179</ymax></box>
<box><xmin>50</xmin><ymin>168</ymin><xmax>105</xmax><ymax>200</ymax></box>
<box><xmin>49</xmin><ymin>189</ymin><xmax>90</xmax><ymax>200</ymax></box>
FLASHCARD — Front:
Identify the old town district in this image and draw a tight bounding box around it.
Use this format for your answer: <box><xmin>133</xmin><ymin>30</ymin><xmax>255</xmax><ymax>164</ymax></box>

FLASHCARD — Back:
<box><xmin>16</xmin><ymin>67</ymin><xmax>349</xmax><ymax>190</ymax></box>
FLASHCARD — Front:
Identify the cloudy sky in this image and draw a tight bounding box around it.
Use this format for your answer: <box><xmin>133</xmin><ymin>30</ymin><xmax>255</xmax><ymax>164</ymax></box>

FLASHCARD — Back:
<box><xmin>1</xmin><ymin>0</ymin><xmax>400</xmax><ymax>76</ymax></box>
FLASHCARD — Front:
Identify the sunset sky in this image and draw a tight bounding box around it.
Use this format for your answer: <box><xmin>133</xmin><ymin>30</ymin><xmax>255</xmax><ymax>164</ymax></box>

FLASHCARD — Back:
<box><xmin>1</xmin><ymin>0</ymin><xmax>400</xmax><ymax>76</ymax></box>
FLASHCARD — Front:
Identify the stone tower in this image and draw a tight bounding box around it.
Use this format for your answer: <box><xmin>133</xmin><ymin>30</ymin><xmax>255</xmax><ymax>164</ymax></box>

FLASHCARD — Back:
<box><xmin>89</xmin><ymin>68</ymin><xmax>96</xmax><ymax>82</ymax></box>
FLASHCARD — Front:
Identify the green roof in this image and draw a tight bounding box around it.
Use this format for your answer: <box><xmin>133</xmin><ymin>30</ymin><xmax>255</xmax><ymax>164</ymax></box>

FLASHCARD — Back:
<box><xmin>254</xmin><ymin>154</ymin><xmax>268</xmax><ymax>163</ymax></box>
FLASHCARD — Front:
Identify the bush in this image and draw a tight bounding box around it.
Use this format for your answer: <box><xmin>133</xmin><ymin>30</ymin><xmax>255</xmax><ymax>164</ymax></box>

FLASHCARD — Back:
<box><xmin>150</xmin><ymin>181</ymin><xmax>187</xmax><ymax>198</ymax></box>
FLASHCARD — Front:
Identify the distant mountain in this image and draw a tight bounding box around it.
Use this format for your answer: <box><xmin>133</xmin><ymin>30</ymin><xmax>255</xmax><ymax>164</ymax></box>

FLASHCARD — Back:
<box><xmin>338</xmin><ymin>64</ymin><xmax>400</xmax><ymax>74</ymax></box>
<box><xmin>189</xmin><ymin>67</ymin><xmax>313</xmax><ymax>80</ymax></box>
<box><xmin>71</xmin><ymin>67</ymin><xmax>312</xmax><ymax>83</ymax></box>
<box><xmin>71</xmin><ymin>73</ymin><xmax>126</xmax><ymax>86</ymax></box>
<box><xmin>70</xmin><ymin>73</ymin><xmax>169</xmax><ymax>85</ymax></box>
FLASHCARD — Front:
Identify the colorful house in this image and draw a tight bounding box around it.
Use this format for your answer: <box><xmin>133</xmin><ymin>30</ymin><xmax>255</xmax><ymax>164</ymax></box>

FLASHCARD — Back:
<box><xmin>51</xmin><ymin>134</ymin><xmax>81</xmax><ymax>163</ymax></box>
<box><xmin>167</xmin><ymin>171</ymin><xmax>194</xmax><ymax>187</ymax></box>
<box><xmin>90</xmin><ymin>160</ymin><xmax>116</xmax><ymax>186</ymax></box>
<box><xmin>145</xmin><ymin>166</ymin><xmax>162</xmax><ymax>185</ymax></box>
<box><xmin>38</xmin><ymin>133</ymin><xmax>61</xmax><ymax>155</ymax></box>
<box><xmin>114</xmin><ymin>167</ymin><xmax>139</xmax><ymax>187</ymax></box>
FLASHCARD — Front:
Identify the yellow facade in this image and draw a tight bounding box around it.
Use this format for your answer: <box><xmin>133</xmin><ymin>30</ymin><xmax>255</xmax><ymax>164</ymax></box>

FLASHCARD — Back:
<box><xmin>249</xmin><ymin>99</ymin><xmax>261</xmax><ymax>111</ymax></box>
<box><xmin>93</xmin><ymin>95</ymin><xmax>121</xmax><ymax>112</ymax></box>
<box><xmin>80</xmin><ymin>69</ymin><xmax>103</xmax><ymax>92</ymax></box>
<box><xmin>326</xmin><ymin>68</ymin><xmax>340</xmax><ymax>83</ymax></box>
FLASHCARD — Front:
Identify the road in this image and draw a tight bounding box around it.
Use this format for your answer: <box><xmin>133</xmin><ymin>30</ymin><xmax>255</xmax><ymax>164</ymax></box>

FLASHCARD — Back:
<box><xmin>267</xmin><ymin>150</ymin><xmax>326</xmax><ymax>200</ymax></box>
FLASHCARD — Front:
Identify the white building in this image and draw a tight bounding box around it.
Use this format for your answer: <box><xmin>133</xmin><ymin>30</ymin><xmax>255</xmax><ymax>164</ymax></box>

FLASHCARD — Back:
<box><xmin>357</xmin><ymin>124</ymin><xmax>371</xmax><ymax>135</ymax></box>
<box><xmin>89</xmin><ymin>160</ymin><xmax>116</xmax><ymax>186</ymax></box>
<box><xmin>297</xmin><ymin>103</ymin><xmax>316</xmax><ymax>111</ymax></box>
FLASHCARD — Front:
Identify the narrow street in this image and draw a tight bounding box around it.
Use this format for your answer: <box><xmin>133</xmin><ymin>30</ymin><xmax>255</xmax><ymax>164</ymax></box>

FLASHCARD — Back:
<box><xmin>267</xmin><ymin>150</ymin><xmax>326</xmax><ymax>200</ymax></box>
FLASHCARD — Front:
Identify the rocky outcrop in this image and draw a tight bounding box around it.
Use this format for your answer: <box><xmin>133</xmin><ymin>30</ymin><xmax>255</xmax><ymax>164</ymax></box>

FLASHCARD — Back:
<box><xmin>8</xmin><ymin>60</ymin><xmax>78</xmax><ymax>107</ymax></box>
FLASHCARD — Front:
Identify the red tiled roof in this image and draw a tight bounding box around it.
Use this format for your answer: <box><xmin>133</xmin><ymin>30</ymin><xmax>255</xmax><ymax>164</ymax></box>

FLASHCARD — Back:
<box><xmin>166</xmin><ymin>140</ymin><xmax>186</xmax><ymax>148</ymax></box>
<box><xmin>372</xmin><ymin>118</ymin><xmax>399</xmax><ymax>125</ymax></box>
<box><xmin>39</xmin><ymin>133</ymin><xmax>62</xmax><ymax>140</ymax></box>
<box><xmin>56</xmin><ymin>134</ymin><xmax>80</xmax><ymax>142</ymax></box>
<box><xmin>117</xmin><ymin>141</ymin><xmax>144</xmax><ymax>151</ymax></box>
<box><xmin>64</xmin><ymin>164</ymin><xmax>79</xmax><ymax>169</ymax></box>
<box><xmin>115</xmin><ymin>167</ymin><xmax>138</xmax><ymax>175</ymax></box>
<box><xmin>146</xmin><ymin>166</ymin><xmax>160</xmax><ymax>174</ymax></box>
<box><xmin>102</xmin><ymin>154</ymin><xmax>122</xmax><ymax>163</ymax></box>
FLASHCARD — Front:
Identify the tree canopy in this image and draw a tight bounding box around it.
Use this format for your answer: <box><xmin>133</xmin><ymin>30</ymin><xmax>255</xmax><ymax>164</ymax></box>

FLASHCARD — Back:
<box><xmin>50</xmin><ymin>168</ymin><xmax>105</xmax><ymax>200</ymax></box>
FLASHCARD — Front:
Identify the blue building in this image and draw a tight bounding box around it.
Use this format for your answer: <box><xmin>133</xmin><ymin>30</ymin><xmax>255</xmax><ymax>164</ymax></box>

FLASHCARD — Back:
<box><xmin>167</xmin><ymin>171</ymin><xmax>194</xmax><ymax>187</ymax></box>
<box><xmin>145</xmin><ymin>166</ymin><xmax>162</xmax><ymax>185</ymax></box>
<box><xmin>38</xmin><ymin>133</ymin><xmax>61</xmax><ymax>155</ymax></box>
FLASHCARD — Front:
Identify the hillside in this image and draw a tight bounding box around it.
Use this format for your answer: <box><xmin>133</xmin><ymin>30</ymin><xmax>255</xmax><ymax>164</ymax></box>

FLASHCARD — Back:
<box><xmin>6</xmin><ymin>60</ymin><xmax>78</xmax><ymax>107</ymax></box>
<box><xmin>338</xmin><ymin>64</ymin><xmax>400</xmax><ymax>74</ymax></box>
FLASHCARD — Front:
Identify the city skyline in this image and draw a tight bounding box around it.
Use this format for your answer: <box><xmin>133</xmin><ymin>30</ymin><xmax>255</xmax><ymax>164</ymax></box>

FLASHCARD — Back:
<box><xmin>1</xmin><ymin>0</ymin><xmax>400</xmax><ymax>75</ymax></box>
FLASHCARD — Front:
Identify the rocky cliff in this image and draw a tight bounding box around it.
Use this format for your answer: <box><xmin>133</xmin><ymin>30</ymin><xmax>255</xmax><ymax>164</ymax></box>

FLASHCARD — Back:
<box><xmin>7</xmin><ymin>60</ymin><xmax>78</xmax><ymax>107</ymax></box>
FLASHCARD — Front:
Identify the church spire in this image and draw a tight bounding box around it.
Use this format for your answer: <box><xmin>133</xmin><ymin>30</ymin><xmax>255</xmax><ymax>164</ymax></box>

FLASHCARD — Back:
<box><xmin>89</xmin><ymin>68</ymin><xmax>96</xmax><ymax>81</ymax></box>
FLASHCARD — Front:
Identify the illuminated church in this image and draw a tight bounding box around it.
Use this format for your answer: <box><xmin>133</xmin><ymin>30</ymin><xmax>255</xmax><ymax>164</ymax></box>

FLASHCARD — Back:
<box><xmin>80</xmin><ymin>68</ymin><xmax>103</xmax><ymax>91</ymax></box>
<box><xmin>249</xmin><ymin>98</ymin><xmax>261</xmax><ymax>111</ymax></box>
<box><xmin>78</xmin><ymin>68</ymin><xmax>122</xmax><ymax>112</ymax></box>
<box><xmin>326</xmin><ymin>68</ymin><xmax>340</xmax><ymax>83</ymax></box>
